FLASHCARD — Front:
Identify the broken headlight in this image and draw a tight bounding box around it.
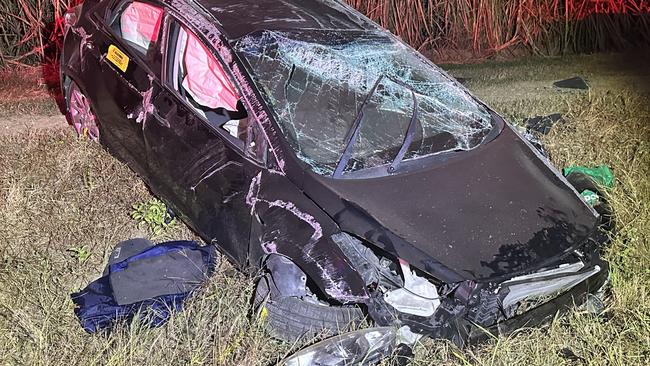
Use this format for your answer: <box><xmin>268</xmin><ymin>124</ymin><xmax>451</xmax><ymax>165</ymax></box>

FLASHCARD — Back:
<box><xmin>281</xmin><ymin>326</ymin><xmax>418</xmax><ymax>366</ymax></box>
<box><xmin>501</xmin><ymin>261</ymin><xmax>602</xmax><ymax>318</ymax></box>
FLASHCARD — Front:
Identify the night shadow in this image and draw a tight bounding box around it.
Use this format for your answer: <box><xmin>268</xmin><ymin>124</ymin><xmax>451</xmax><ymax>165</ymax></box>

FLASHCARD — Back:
<box><xmin>573</xmin><ymin>13</ymin><xmax>650</xmax><ymax>95</ymax></box>
<box><xmin>40</xmin><ymin>18</ymin><xmax>69</xmax><ymax>120</ymax></box>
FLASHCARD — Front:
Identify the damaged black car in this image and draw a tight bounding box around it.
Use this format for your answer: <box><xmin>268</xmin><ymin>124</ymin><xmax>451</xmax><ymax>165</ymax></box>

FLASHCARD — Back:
<box><xmin>60</xmin><ymin>0</ymin><xmax>611</xmax><ymax>356</ymax></box>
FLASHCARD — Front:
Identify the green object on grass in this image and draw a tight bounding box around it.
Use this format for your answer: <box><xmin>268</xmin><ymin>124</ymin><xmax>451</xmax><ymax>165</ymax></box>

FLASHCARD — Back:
<box><xmin>563</xmin><ymin>165</ymin><xmax>614</xmax><ymax>189</ymax></box>
<box><xmin>581</xmin><ymin>189</ymin><xmax>600</xmax><ymax>206</ymax></box>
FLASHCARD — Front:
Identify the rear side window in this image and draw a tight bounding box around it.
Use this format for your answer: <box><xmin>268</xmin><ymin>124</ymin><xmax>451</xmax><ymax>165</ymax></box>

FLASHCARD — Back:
<box><xmin>110</xmin><ymin>1</ymin><xmax>163</xmax><ymax>56</ymax></box>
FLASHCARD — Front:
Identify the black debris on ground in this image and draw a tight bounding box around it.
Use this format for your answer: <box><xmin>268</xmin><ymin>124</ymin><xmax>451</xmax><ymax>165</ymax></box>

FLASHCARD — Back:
<box><xmin>553</xmin><ymin>76</ymin><xmax>590</xmax><ymax>90</ymax></box>
<box><xmin>524</xmin><ymin>113</ymin><xmax>565</xmax><ymax>135</ymax></box>
<box><xmin>390</xmin><ymin>344</ymin><xmax>415</xmax><ymax>366</ymax></box>
<box><xmin>557</xmin><ymin>347</ymin><xmax>586</xmax><ymax>364</ymax></box>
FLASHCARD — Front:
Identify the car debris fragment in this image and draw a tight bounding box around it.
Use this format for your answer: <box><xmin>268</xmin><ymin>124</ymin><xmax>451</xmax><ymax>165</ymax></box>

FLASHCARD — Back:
<box><xmin>281</xmin><ymin>326</ymin><xmax>418</xmax><ymax>366</ymax></box>
<box><xmin>564</xmin><ymin>165</ymin><xmax>615</xmax><ymax>189</ymax></box>
<box><xmin>524</xmin><ymin>113</ymin><xmax>565</xmax><ymax>135</ymax></box>
<box><xmin>554</xmin><ymin>76</ymin><xmax>590</xmax><ymax>90</ymax></box>
<box><xmin>558</xmin><ymin>347</ymin><xmax>587</xmax><ymax>363</ymax></box>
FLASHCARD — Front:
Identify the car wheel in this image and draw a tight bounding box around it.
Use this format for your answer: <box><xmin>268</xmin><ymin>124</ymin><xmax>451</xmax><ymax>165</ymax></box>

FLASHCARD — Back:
<box><xmin>253</xmin><ymin>273</ymin><xmax>365</xmax><ymax>342</ymax></box>
<box><xmin>65</xmin><ymin>79</ymin><xmax>100</xmax><ymax>141</ymax></box>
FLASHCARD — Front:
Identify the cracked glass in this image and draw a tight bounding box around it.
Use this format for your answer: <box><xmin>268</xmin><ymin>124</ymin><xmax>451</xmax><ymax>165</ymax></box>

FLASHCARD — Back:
<box><xmin>236</xmin><ymin>30</ymin><xmax>493</xmax><ymax>176</ymax></box>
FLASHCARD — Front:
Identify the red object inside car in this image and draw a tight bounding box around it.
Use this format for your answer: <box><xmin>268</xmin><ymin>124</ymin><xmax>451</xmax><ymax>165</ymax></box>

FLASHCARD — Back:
<box><xmin>182</xmin><ymin>29</ymin><xmax>240</xmax><ymax>111</ymax></box>
<box><xmin>120</xmin><ymin>2</ymin><xmax>163</xmax><ymax>50</ymax></box>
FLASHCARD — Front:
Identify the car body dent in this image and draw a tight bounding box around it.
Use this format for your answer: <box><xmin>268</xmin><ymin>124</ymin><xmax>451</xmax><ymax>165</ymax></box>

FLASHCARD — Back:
<box><xmin>247</xmin><ymin>169</ymin><xmax>368</xmax><ymax>303</ymax></box>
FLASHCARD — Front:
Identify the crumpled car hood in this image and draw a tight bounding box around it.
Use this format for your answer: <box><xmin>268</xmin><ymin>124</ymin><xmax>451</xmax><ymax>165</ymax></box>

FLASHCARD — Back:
<box><xmin>306</xmin><ymin>126</ymin><xmax>599</xmax><ymax>282</ymax></box>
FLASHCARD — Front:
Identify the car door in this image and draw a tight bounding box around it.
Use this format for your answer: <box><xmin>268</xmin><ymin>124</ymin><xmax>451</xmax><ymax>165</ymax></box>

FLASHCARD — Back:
<box><xmin>143</xmin><ymin>17</ymin><xmax>268</xmax><ymax>267</ymax></box>
<box><xmin>83</xmin><ymin>0</ymin><xmax>165</xmax><ymax>175</ymax></box>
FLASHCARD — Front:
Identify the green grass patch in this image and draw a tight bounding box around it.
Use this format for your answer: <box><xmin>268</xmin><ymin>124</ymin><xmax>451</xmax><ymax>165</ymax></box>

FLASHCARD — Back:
<box><xmin>131</xmin><ymin>198</ymin><xmax>177</xmax><ymax>237</ymax></box>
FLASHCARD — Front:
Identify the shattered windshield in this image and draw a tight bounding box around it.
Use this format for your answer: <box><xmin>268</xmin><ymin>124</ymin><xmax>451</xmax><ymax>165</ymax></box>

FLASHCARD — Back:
<box><xmin>236</xmin><ymin>30</ymin><xmax>493</xmax><ymax>176</ymax></box>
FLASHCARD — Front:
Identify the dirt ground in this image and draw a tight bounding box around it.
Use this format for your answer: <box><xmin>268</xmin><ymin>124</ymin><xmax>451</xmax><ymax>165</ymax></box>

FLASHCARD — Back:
<box><xmin>0</xmin><ymin>114</ymin><xmax>66</xmax><ymax>136</ymax></box>
<box><xmin>1</xmin><ymin>51</ymin><xmax>649</xmax><ymax>365</ymax></box>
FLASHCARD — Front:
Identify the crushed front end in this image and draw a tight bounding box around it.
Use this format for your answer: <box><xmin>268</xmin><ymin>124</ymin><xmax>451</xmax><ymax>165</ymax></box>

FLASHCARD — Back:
<box><xmin>333</xmin><ymin>232</ymin><xmax>609</xmax><ymax>347</ymax></box>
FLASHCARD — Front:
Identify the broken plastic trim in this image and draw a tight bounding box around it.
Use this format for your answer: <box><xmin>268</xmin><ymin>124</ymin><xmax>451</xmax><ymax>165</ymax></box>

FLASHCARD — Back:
<box><xmin>383</xmin><ymin>259</ymin><xmax>440</xmax><ymax>318</ymax></box>
<box><xmin>265</xmin><ymin>254</ymin><xmax>309</xmax><ymax>298</ymax></box>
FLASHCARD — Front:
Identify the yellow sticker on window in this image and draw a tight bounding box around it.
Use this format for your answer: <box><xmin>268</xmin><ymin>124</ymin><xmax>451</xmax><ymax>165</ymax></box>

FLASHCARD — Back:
<box><xmin>107</xmin><ymin>45</ymin><xmax>129</xmax><ymax>72</ymax></box>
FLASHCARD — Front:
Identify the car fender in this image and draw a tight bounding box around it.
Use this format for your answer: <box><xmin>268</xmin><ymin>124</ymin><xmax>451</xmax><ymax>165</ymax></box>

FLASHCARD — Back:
<box><xmin>247</xmin><ymin>169</ymin><xmax>368</xmax><ymax>304</ymax></box>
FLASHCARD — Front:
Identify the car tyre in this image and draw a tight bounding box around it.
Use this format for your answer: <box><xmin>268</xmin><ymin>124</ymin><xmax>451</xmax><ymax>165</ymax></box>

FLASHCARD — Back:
<box><xmin>64</xmin><ymin>78</ymin><xmax>101</xmax><ymax>141</ymax></box>
<box><xmin>253</xmin><ymin>274</ymin><xmax>364</xmax><ymax>342</ymax></box>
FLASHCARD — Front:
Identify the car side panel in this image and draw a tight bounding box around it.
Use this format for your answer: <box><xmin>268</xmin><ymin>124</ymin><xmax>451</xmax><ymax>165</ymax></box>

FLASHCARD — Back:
<box><xmin>63</xmin><ymin>0</ymin><xmax>369</xmax><ymax>303</ymax></box>
<box><xmin>246</xmin><ymin>169</ymin><xmax>368</xmax><ymax>304</ymax></box>
<box><xmin>159</xmin><ymin>0</ymin><xmax>370</xmax><ymax>303</ymax></box>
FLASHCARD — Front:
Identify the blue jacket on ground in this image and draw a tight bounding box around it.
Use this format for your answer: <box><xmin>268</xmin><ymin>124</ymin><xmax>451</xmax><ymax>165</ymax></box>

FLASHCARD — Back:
<box><xmin>71</xmin><ymin>240</ymin><xmax>217</xmax><ymax>333</ymax></box>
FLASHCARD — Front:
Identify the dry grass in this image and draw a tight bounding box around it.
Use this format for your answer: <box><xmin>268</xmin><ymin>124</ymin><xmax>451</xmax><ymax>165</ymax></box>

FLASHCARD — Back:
<box><xmin>0</xmin><ymin>66</ymin><xmax>60</xmax><ymax>117</ymax></box>
<box><xmin>1</xmin><ymin>52</ymin><xmax>649</xmax><ymax>365</ymax></box>
<box><xmin>0</xmin><ymin>132</ymin><xmax>296</xmax><ymax>365</ymax></box>
<box><xmin>0</xmin><ymin>0</ymin><xmax>79</xmax><ymax>66</ymax></box>
<box><xmin>427</xmin><ymin>51</ymin><xmax>650</xmax><ymax>365</ymax></box>
<box><xmin>345</xmin><ymin>0</ymin><xmax>650</xmax><ymax>59</ymax></box>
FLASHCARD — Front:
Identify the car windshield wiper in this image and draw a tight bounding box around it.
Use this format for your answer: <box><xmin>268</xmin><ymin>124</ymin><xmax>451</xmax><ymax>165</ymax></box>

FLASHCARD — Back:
<box><xmin>388</xmin><ymin>81</ymin><xmax>419</xmax><ymax>173</ymax></box>
<box><xmin>333</xmin><ymin>75</ymin><xmax>384</xmax><ymax>178</ymax></box>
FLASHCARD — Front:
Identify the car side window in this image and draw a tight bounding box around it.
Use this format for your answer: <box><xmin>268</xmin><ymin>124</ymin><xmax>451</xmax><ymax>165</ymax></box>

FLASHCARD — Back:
<box><xmin>109</xmin><ymin>1</ymin><xmax>163</xmax><ymax>57</ymax></box>
<box><xmin>165</xmin><ymin>19</ymin><xmax>267</xmax><ymax>164</ymax></box>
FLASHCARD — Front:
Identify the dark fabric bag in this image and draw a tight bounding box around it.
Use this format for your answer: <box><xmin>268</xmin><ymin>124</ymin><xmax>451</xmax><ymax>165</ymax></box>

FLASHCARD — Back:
<box><xmin>71</xmin><ymin>240</ymin><xmax>217</xmax><ymax>333</ymax></box>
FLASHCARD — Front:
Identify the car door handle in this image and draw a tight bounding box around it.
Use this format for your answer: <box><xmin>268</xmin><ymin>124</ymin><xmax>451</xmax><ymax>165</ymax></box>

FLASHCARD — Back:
<box><xmin>85</xmin><ymin>40</ymin><xmax>100</xmax><ymax>58</ymax></box>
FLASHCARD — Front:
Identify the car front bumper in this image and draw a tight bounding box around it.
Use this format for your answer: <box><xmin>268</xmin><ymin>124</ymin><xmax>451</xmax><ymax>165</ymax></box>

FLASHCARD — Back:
<box><xmin>470</xmin><ymin>259</ymin><xmax>609</xmax><ymax>344</ymax></box>
<box><xmin>367</xmin><ymin>250</ymin><xmax>610</xmax><ymax>347</ymax></box>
